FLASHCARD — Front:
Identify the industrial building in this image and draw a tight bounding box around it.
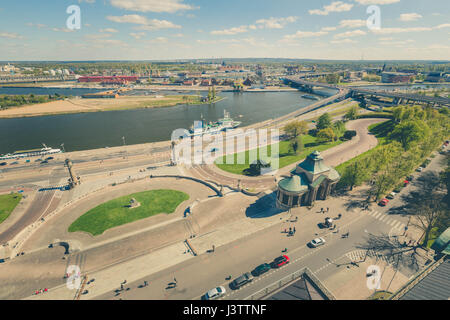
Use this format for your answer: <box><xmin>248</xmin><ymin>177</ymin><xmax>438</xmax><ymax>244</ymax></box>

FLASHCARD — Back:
<box><xmin>381</xmin><ymin>72</ymin><xmax>414</xmax><ymax>83</ymax></box>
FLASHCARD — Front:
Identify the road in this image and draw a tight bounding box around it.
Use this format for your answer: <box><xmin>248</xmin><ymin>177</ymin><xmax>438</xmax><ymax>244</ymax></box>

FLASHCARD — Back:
<box><xmin>93</xmin><ymin>146</ymin><xmax>446</xmax><ymax>300</ymax></box>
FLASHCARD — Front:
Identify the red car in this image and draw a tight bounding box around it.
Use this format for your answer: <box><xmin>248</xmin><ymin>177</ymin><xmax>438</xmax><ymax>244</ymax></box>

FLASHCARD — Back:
<box><xmin>271</xmin><ymin>255</ymin><xmax>290</xmax><ymax>268</ymax></box>
<box><xmin>378</xmin><ymin>198</ymin><xmax>389</xmax><ymax>206</ymax></box>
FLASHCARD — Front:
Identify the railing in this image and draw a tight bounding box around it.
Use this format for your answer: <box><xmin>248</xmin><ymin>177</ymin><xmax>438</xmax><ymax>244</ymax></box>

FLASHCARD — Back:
<box><xmin>245</xmin><ymin>267</ymin><xmax>336</xmax><ymax>300</ymax></box>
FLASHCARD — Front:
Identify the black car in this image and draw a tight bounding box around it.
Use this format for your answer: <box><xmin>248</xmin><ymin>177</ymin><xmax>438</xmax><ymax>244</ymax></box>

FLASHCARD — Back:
<box><xmin>40</xmin><ymin>160</ymin><xmax>48</xmax><ymax>164</ymax></box>
<box><xmin>406</xmin><ymin>175</ymin><xmax>414</xmax><ymax>181</ymax></box>
<box><xmin>46</xmin><ymin>156</ymin><xmax>54</xmax><ymax>160</ymax></box>
<box><xmin>0</xmin><ymin>162</ymin><xmax>7</xmax><ymax>166</ymax></box>
<box><xmin>230</xmin><ymin>272</ymin><xmax>253</xmax><ymax>290</ymax></box>
<box><xmin>251</xmin><ymin>263</ymin><xmax>271</xmax><ymax>277</ymax></box>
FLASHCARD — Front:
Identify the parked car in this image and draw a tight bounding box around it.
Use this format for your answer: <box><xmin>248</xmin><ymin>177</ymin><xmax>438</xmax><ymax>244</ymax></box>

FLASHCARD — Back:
<box><xmin>406</xmin><ymin>175</ymin><xmax>414</xmax><ymax>181</ymax></box>
<box><xmin>416</xmin><ymin>167</ymin><xmax>423</xmax><ymax>172</ymax></box>
<box><xmin>202</xmin><ymin>286</ymin><xmax>226</xmax><ymax>300</ymax></box>
<box><xmin>271</xmin><ymin>255</ymin><xmax>290</xmax><ymax>268</ymax></box>
<box><xmin>378</xmin><ymin>198</ymin><xmax>389</xmax><ymax>206</ymax></box>
<box><xmin>251</xmin><ymin>263</ymin><xmax>271</xmax><ymax>277</ymax></box>
<box><xmin>10</xmin><ymin>161</ymin><xmax>19</xmax><ymax>165</ymax></box>
<box><xmin>309</xmin><ymin>238</ymin><xmax>326</xmax><ymax>248</ymax></box>
<box><xmin>0</xmin><ymin>162</ymin><xmax>7</xmax><ymax>166</ymax></box>
<box><xmin>386</xmin><ymin>192</ymin><xmax>396</xmax><ymax>200</ymax></box>
<box><xmin>40</xmin><ymin>160</ymin><xmax>48</xmax><ymax>164</ymax></box>
<box><xmin>35</xmin><ymin>159</ymin><xmax>42</xmax><ymax>162</ymax></box>
<box><xmin>46</xmin><ymin>156</ymin><xmax>54</xmax><ymax>160</ymax></box>
<box><xmin>230</xmin><ymin>273</ymin><xmax>253</xmax><ymax>290</ymax></box>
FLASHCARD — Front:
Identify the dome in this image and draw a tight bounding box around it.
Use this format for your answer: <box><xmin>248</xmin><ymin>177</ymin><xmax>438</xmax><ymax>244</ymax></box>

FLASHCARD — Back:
<box><xmin>278</xmin><ymin>175</ymin><xmax>308</xmax><ymax>193</ymax></box>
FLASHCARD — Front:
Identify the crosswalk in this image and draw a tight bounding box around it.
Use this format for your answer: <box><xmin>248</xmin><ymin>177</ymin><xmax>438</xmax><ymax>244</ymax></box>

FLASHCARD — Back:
<box><xmin>346</xmin><ymin>249</ymin><xmax>392</xmax><ymax>264</ymax></box>
<box><xmin>365</xmin><ymin>209</ymin><xmax>406</xmax><ymax>232</ymax></box>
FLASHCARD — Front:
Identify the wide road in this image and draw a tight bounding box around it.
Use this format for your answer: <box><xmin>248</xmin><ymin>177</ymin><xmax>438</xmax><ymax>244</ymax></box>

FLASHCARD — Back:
<box><xmin>93</xmin><ymin>146</ymin><xmax>445</xmax><ymax>300</ymax></box>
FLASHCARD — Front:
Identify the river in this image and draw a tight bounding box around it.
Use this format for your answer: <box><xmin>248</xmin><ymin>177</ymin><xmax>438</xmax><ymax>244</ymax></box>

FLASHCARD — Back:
<box><xmin>0</xmin><ymin>89</ymin><xmax>336</xmax><ymax>154</ymax></box>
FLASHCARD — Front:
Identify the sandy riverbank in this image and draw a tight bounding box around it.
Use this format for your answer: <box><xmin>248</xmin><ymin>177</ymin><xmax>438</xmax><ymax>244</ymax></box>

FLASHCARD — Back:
<box><xmin>0</xmin><ymin>95</ymin><xmax>224</xmax><ymax>119</ymax></box>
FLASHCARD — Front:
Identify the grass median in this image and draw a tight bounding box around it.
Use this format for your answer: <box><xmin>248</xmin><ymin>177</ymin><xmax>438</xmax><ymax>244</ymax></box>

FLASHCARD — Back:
<box><xmin>0</xmin><ymin>193</ymin><xmax>22</xmax><ymax>224</ymax></box>
<box><xmin>215</xmin><ymin>134</ymin><xmax>342</xmax><ymax>176</ymax></box>
<box><xmin>68</xmin><ymin>189</ymin><xmax>189</xmax><ymax>236</ymax></box>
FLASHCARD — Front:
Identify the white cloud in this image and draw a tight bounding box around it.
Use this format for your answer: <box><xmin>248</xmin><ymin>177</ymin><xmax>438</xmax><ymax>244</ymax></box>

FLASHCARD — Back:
<box><xmin>435</xmin><ymin>23</ymin><xmax>450</xmax><ymax>29</ymax></box>
<box><xmin>281</xmin><ymin>30</ymin><xmax>329</xmax><ymax>43</ymax></box>
<box><xmin>0</xmin><ymin>32</ymin><xmax>22</xmax><ymax>39</ymax></box>
<box><xmin>334</xmin><ymin>29</ymin><xmax>366</xmax><ymax>38</ymax></box>
<box><xmin>353</xmin><ymin>0</ymin><xmax>400</xmax><ymax>4</ymax></box>
<box><xmin>322</xmin><ymin>26</ymin><xmax>337</xmax><ymax>32</ymax></box>
<box><xmin>52</xmin><ymin>28</ymin><xmax>75</xmax><ymax>33</ymax></box>
<box><xmin>309</xmin><ymin>1</ymin><xmax>353</xmax><ymax>16</ymax></box>
<box><xmin>399</xmin><ymin>13</ymin><xmax>422</xmax><ymax>22</ymax></box>
<box><xmin>339</xmin><ymin>19</ymin><xmax>366</xmax><ymax>28</ymax></box>
<box><xmin>129</xmin><ymin>32</ymin><xmax>145</xmax><ymax>39</ymax></box>
<box><xmin>100</xmin><ymin>28</ymin><xmax>119</xmax><ymax>33</ymax></box>
<box><xmin>331</xmin><ymin>38</ymin><xmax>357</xmax><ymax>44</ymax></box>
<box><xmin>211</xmin><ymin>26</ymin><xmax>248</xmax><ymax>35</ymax></box>
<box><xmin>26</xmin><ymin>23</ymin><xmax>46</xmax><ymax>29</ymax></box>
<box><xmin>370</xmin><ymin>27</ymin><xmax>432</xmax><ymax>34</ymax></box>
<box><xmin>149</xmin><ymin>37</ymin><xmax>168</xmax><ymax>43</ymax></box>
<box><xmin>255</xmin><ymin>16</ymin><xmax>298</xmax><ymax>29</ymax></box>
<box><xmin>107</xmin><ymin>15</ymin><xmax>181</xmax><ymax>30</ymax></box>
<box><xmin>109</xmin><ymin>0</ymin><xmax>193</xmax><ymax>13</ymax></box>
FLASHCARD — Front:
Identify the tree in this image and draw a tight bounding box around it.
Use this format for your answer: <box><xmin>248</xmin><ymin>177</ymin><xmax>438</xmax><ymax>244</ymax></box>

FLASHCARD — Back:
<box><xmin>400</xmin><ymin>171</ymin><xmax>448</xmax><ymax>246</ymax></box>
<box><xmin>340</xmin><ymin>160</ymin><xmax>370</xmax><ymax>191</ymax></box>
<box><xmin>289</xmin><ymin>136</ymin><xmax>304</xmax><ymax>154</ymax></box>
<box><xmin>283</xmin><ymin>120</ymin><xmax>308</xmax><ymax>140</ymax></box>
<box><xmin>344</xmin><ymin>106</ymin><xmax>359</xmax><ymax>120</ymax></box>
<box><xmin>390</xmin><ymin>120</ymin><xmax>431</xmax><ymax>150</ymax></box>
<box><xmin>316</xmin><ymin>113</ymin><xmax>332</xmax><ymax>130</ymax></box>
<box><xmin>333</xmin><ymin>120</ymin><xmax>346</xmax><ymax>139</ymax></box>
<box><xmin>316</xmin><ymin>128</ymin><xmax>336</xmax><ymax>143</ymax></box>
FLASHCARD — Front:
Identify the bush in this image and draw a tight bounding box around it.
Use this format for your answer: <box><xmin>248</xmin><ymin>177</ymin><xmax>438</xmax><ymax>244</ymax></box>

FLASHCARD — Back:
<box><xmin>343</xmin><ymin>130</ymin><xmax>357</xmax><ymax>140</ymax></box>
<box><xmin>358</xmin><ymin>113</ymin><xmax>393</xmax><ymax>119</ymax></box>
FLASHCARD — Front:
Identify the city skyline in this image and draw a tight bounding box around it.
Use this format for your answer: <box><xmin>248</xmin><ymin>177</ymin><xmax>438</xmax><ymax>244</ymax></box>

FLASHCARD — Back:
<box><xmin>0</xmin><ymin>0</ymin><xmax>449</xmax><ymax>61</ymax></box>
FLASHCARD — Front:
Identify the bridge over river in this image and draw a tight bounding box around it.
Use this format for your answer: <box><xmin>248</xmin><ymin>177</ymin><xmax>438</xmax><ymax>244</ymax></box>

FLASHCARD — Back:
<box><xmin>284</xmin><ymin>75</ymin><xmax>450</xmax><ymax>107</ymax></box>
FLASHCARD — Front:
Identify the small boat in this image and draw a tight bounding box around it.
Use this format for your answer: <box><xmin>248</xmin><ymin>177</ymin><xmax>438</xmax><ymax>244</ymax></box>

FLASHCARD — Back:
<box><xmin>302</xmin><ymin>94</ymin><xmax>319</xmax><ymax>100</ymax></box>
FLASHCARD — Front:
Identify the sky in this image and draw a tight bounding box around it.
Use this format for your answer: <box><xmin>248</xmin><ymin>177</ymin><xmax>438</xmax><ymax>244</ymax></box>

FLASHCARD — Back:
<box><xmin>0</xmin><ymin>0</ymin><xmax>449</xmax><ymax>61</ymax></box>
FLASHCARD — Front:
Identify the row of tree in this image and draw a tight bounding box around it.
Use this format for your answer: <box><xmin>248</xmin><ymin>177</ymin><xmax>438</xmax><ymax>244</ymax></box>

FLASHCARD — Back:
<box><xmin>338</xmin><ymin>105</ymin><xmax>450</xmax><ymax>201</ymax></box>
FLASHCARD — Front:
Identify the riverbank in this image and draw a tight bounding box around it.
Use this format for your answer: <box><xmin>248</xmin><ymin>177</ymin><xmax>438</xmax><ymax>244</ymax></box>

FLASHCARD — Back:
<box><xmin>0</xmin><ymin>95</ymin><xmax>225</xmax><ymax>119</ymax></box>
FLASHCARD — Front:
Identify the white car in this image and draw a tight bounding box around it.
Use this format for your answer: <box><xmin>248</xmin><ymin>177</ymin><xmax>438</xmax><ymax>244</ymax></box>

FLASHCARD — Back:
<box><xmin>203</xmin><ymin>286</ymin><xmax>226</xmax><ymax>300</ymax></box>
<box><xmin>416</xmin><ymin>167</ymin><xmax>423</xmax><ymax>172</ymax></box>
<box><xmin>310</xmin><ymin>237</ymin><xmax>326</xmax><ymax>248</ymax></box>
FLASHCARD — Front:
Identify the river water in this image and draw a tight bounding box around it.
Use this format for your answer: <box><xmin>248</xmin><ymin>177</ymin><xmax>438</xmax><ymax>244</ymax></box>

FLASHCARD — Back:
<box><xmin>0</xmin><ymin>88</ymin><xmax>336</xmax><ymax>154</ymax></box>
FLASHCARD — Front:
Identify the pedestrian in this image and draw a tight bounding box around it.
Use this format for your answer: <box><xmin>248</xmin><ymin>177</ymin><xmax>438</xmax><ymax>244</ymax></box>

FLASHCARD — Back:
<box><xmin>293</xmin><ymin>227</ymin><xmax>296</xmax><ymax>234</ymax></box>
<box><xmin>174</xmin><ymin>277</ymin><xmax>177</xmax><ymax>283</ymax></box>
<box><xmin>289</xmin><ymin>227</ymin><xmax>292</xmax><ymax>233</ymax></box>
<box><xmin>320</xmin><ymin>208</ymin><xmax>323</xmax><ymax>213</ymax></box>
<box><xmin>327</xmin><ymin>207</ymin><xmax>329</xmax><ymax>213</ymax></box>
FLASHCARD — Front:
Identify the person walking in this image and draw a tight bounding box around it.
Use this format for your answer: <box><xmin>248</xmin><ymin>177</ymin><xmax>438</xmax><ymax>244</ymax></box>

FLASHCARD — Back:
<box><xmin>293</xmin><ymin>227</ymin><xmax>296</xmax><ymax>234</ymax></box>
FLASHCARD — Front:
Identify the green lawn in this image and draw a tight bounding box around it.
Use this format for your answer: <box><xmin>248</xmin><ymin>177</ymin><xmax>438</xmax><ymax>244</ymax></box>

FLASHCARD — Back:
<box><xmin>68</xmin><ymin>189</ymin><xmax>189</xmax><ymax>236</ymax></box>
<box><xmin>0</xmin><ymin>193</ymin><xmax>22</xmax><ymax>224</ymax></box>
<box><xmin>335</xmin><ymin>120</ymin><xmax>392</xmax><ymax>174</ymax></box>
<box><xmin>215</xmin><ymin>134</ymin><xmax>342</xmax><ymax>175</ymax></box>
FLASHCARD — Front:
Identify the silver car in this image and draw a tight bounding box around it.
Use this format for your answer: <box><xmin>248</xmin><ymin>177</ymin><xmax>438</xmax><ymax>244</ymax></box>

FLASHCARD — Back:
<box><xmin>310</xmin><ymin>237</ymin><xmax>326</xmax><ymax>248</ymax></box>
<box><xmin>204</xmin><ymin>286</ymin><xmax>226</xmax><ymax>300</ymax></box>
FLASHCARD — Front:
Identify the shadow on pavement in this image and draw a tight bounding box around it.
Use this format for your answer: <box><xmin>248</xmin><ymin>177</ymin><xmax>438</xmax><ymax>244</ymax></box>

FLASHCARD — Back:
<box><xmin>245</xmin><ymin>192</ymin><xmax>285</xmax><ymax>219</ymax></box>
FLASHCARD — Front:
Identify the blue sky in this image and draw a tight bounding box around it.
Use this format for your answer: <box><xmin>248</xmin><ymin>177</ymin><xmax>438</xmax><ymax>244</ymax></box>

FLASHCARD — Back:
<box><xmin>0</xmin><ymin>0</ymin><xmax>449</xmax><ymax>60</ymax></box>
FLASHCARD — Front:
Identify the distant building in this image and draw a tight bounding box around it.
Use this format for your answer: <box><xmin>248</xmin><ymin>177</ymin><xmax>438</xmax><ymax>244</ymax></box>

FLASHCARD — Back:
<box><xmin>425</xmin><ymin>72</ymin><xmax>445</xmax><ymax>83</ymax></box>
<box><xmin>381</xmin><ymin>72</ymin><xmax>414</xmax><ymax>83</ymax></box>
<box><xmin>78</xmin><ymin>76</ymin><xmax>139</xmax><ymax>83</ymax></box>
<box><xmin>243</xmin><ymin>77</ymin><xmax>253</xmax><ymax>86</ymax></box>
<box><xmin>276</xmin><ymin>151</ymin><xmax>340</xmax><ymax>208</ymax></box>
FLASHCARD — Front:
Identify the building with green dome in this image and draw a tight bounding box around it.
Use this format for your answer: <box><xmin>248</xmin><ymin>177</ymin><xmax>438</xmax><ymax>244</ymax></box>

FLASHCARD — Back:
<box><xmin>276</xmin><ymin>151</ymin><xmax>340</xmax><ymax>208</ymax></box>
